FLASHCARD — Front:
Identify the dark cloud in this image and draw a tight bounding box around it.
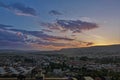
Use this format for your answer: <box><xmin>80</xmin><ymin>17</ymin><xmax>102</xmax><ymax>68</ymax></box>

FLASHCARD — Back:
<box><xmin>43</xmin><ymin>36</ymin><xmax>74</xmax><ymax>42</ymax></box>
<box><xmin>42</xmin><ymin>29</ymin><xmax>53</xmax><ymax>32</ymax></box>
<box><xmin>41</xmin><ymin>22</ymin><xmax>61</xmax><ymax>30</ymax></box>
<box><xmin>10</xmin><ymin>29</ymin><xmax>74</xmax><ymax>41</ymax></box>
<box><xmin>49</xmin><ymin>10</ymin><xmax>62</xmax><ymax>15</ymax></box>
<box><xmin>10</xmin><ymin>29</ymin><xmax>44</xmax><ymax>37</ymax></box>
<box><xmin>86</xmin><ymin>42</ymin><xmax>94</xmax><ymax>46</ymax></box>
<box><xmin>8</xmin><ymin>28</ymin><xmax>75</xmax><ymax>49</ymax></box>
<box><xmin>0</xmin><ymin>1</ymin><xmax>37</xmax><ymax>16</ymax></box>
<box><xmin>0</xmin><ymin>24</ymin><xmax>13</xmax><ymax>29</ymax></box>
<box><xmin>41</xmin><ymin>19</ymin><xmax>99</xmax><ymax>33</ymax></box>
<box><xmin>0</xmin><ymin>24</ymin><xmax>94</xmax><ymax>50</ymax></box>
<box><xmin>0</xmin><ymin>40</ymin><xmax>33</xmax><ymax>50</ymax></box>
<box><xmin>0</xmin><ymin>28</ymin><xmax>26</xmax><ymax>42</ymax></box>
<box><xmin>37</xmin><ymin>40</ymin><xmax>67</xmax><ymax>47</ymax></box>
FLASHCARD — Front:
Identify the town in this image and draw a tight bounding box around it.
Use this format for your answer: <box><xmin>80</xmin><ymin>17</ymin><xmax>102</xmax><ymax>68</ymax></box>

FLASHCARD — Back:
<box><xmin>0</xmin><ymin>52</ymin><xmax>120</xmax><ymax>80</ymax></box>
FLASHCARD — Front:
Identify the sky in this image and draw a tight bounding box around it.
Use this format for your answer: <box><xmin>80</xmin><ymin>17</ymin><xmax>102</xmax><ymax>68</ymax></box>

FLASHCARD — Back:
<box><xmin>0</xmin><ymin>0</ymin><xmax>120</xmax><ymax>50</ymax></box>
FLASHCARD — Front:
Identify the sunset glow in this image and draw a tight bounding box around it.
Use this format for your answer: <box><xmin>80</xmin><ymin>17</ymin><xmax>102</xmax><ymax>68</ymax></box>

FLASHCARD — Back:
<box><xmin>0</xmin><ymin>0</ymin><xmax>120</xmax><ymax>50</ymax></box>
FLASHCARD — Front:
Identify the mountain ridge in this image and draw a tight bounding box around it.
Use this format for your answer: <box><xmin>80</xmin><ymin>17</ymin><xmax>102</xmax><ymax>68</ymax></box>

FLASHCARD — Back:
<box><xmin>0</xmin><ymin>44</ymin><xmax>120</xmax><ymax>58</ymax></box>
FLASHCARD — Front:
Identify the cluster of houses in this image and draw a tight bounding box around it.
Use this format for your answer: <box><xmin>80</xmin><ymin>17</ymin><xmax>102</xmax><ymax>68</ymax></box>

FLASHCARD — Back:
<box><xmin>0</xmin><ymin>66</ymin><xmax>34</xmax><ymax>77</ymax></box>
<box><xmin>0</xmin><ymin>54</ymin><xmax>119</xmax><ymax>80</ymax></box>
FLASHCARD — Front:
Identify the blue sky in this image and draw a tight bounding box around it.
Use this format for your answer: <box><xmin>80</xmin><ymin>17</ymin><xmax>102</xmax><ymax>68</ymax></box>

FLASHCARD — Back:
<box><xmin>0</xmin><ymin>0</ymin><xmax>120</xmax><ymax>50</ymax></box>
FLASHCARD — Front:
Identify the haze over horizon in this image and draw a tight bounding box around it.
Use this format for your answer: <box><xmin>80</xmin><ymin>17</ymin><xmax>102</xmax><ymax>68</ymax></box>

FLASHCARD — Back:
<box><xmin>0</xmin><ymin>0</ymin><xmax>120</xmax><ymax>50</ymax></box>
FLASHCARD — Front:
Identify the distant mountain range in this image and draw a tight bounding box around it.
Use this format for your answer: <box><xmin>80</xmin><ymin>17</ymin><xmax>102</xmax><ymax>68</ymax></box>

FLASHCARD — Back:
<box><xmin>58</xmin><ymin>44</ymin><xmax>120</xmax><ymax>58</ymax></box>
<box><xmin>0</xmin><ymin>44</ymin><xmax>120</xmax><ymax>58</ymax></box>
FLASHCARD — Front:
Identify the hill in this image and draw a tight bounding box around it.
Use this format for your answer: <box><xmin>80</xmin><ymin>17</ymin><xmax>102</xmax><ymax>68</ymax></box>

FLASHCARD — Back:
<box><xmin>0</xmin><ymin>44</ymin><xmax>120</xmax><ymax>58</ymax></box>
<box><xmin>58</xmin><ymin>44</ymin><xmax>120</xmax><ymax>58</ymax></box>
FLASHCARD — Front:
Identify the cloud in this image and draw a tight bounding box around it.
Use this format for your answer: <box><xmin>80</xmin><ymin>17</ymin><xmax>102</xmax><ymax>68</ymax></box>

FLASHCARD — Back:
<box><xmin>37</xmin><ymin>41</ymin><xmax>66</xmax><ymax>46</ymax></box>
<box><xmin>49</xmin><ymin>10</ymin><xmax>62</xmax><ymax>15</ymax></box>
<box><xmin>9</xmin><ymin>29</ymin><xmax>72</xmax><ymax>43</ymax></box>
<box><xmin>0</xmin><ymin>24</ymin><xmax>13</xmax><ymax>29</ymax></box>
<box><xmin>80</xmin><ymin>17</ymin><xmax>93</xmax><ymax>22</ymax></box>
<box><xmin>0</xmin><ymin>24</ymin><xmax>94</xmax><ymax>50</ymax></box>
<box><xmin>0</xmin><ymin>28</ymin><xmax>26</xmax><ymax>42</ymax></box>
<box><xmin>0</xmin><ymin>2</ymin><xmax>37</xmax><ymax>16</ymax></box>
<box><xmin>43</xmin><ymin>36</ymin><xmax>74</xmax><ymax>42</ymax></box>
<box><xmin>42</xmin><ymin>29</ymin><xmax>53</xmax><ymax>32</ymax></box>
<box><xmin>0</xmin><ymin>40</ymin><xmax>34</xmax><ymax>50</ymax></box>
<box><xmin>86</xmin><ymin>42</ymin><xmax>94</xmax><ymax>46</ymax></box>
<box><xmin>10</xmin><ymin>29</ymin><xmax>74</xmax><ymax>41</ymax></box>
<box><xmin>41</xmin><ymin>19</ymin><xmax>99</xmax><ymax>33</ymax></box>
